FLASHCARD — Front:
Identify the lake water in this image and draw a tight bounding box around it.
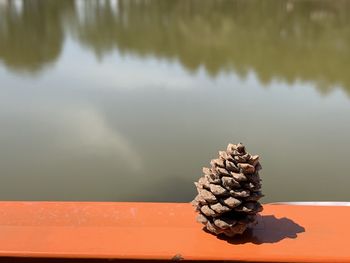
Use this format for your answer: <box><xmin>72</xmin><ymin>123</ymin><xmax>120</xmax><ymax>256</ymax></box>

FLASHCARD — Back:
<box><xmin>1</xmin><ymin>0</ymin><xmax>350</xmax><ymax>202</ymax></box>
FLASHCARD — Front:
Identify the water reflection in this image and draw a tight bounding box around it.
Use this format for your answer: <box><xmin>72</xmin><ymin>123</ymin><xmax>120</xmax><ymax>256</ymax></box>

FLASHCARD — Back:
<box><xmin>0</xmin><ymin>0</ymin><xmax>350</xmax><ymax>94</ymax></box>
<box><xmin>61</xmin><ymin>107</ymin><xmax>142</xmax><ymax>171</ymax></box>
<box><xmin>1</xmin><ymin>0</ymin><xmax>350</xmax><ymax>202</ymax></box>
<box><xmin>0</xmin><ymin>0</ymin><xmax>73</xmax><ymax>73</ymax></box>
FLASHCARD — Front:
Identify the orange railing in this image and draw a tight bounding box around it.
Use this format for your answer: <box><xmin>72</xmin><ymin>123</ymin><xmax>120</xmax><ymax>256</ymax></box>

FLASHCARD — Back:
<box><xmin>0</xmin><ymin>201</ymin><xmax>349</xmax><ymax>262</ymax></box>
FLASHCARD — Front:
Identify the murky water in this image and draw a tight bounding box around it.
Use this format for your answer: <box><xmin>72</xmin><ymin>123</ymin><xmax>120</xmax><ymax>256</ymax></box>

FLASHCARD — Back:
<box><xmin>1</xmin><ymin>0</ymin><xmax>350</xmax><ymax>202</ymax></box>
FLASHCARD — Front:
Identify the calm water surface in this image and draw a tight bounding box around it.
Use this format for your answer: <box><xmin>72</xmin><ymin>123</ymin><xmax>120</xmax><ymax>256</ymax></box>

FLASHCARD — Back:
<box><xmin>1</xmin><ymin>0</ymin><xmax>350</xmax><ymax>202</ymax></box>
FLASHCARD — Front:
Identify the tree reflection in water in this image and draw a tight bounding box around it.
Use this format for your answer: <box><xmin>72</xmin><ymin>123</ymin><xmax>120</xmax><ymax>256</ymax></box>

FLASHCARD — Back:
<box><xmin>0</xmin><ymin>0</ymin><xmax>350</xmax><ymax>95</ymax></box>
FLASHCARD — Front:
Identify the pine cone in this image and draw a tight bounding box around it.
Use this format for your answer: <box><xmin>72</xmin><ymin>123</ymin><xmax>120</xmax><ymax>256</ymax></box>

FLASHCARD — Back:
<box><xmin>192</xmin><ymin>143</ymin><xmax>264</xmax><ymax>237</ymax></box>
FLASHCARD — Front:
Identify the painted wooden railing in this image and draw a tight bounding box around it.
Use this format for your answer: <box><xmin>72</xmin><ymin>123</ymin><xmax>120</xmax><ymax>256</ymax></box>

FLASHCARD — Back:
<box><xmin>0</xmin><ymin>201</ymin><xmax>349</xmax><ymax>262</ymax></box>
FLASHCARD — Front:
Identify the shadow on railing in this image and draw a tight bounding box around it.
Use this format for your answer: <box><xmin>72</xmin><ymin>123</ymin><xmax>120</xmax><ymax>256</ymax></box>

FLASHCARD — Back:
<box><xmin>217</xmin><ymin>215</ymin><xmax>305</xmax><ymax>244</ymax></box>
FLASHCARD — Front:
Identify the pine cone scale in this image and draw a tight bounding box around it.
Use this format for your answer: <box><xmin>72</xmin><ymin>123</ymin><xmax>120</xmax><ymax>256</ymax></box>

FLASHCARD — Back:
<box><xmin>197</xmin><ymin>214</ymin><xmax>208</xmax><ymax>224</ymax></box>
<box><xmin>200</xmin><ymin>205</ymin><xmax>216</xmax><ymax>217</ymax></box>
<box><xmin>231</xmin><ymin>172</ymin><xmax>247</xmax><ymax>182</ymax></box>
<box><xmin>223</xmin><ymin>196</ymin><xmax>242</xmax><ymax>208</ymax></box>
<box><xmin>210</xmin><ymin>203</ymin><xmax>231</xmax><ymax>214</ymax></box>
<box><xmin>221</xmin><ymin>176</ymin><xmax>240</xmax><ymax>189</ymax></box>
<box><xmin>225</xmin><ymin>161</ymin><xmax>240</xmax><ymax>172</ymax></box>
<box><xmin>198</xmin><ymin>189</ymin><xmax>217</xmax><ymax>203</ymax></box>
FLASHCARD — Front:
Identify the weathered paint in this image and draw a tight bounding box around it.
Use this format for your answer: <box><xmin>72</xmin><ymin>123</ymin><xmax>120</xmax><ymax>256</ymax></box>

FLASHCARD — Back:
<box><xmin>0</xmin><ymin>202</ymin><xmax>349</xmax><ymax>262</ymax></box>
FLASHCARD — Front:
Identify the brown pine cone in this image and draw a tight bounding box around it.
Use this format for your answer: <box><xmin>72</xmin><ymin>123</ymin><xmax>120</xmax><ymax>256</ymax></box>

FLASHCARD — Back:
<box><xmin>192</xmin><ymin>143</ymin><xmax>264</xmax><ymax>237</ymax></box>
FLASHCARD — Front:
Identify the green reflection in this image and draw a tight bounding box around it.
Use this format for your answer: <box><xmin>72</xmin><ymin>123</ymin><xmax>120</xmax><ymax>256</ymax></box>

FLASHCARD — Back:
<box><xmin>1</xmin><ymin>0</ymin><xmax>350</xmax><ymax>95</ymax></box>
<box><xmin>0</xmin><ymin>0</ymin><xmax>72</xmax><ymax>73</ymax></box>
<box><xmin>74</xmin><ymin>0</ymin><xmax>350</xmax><ymax>95</ymax></box>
